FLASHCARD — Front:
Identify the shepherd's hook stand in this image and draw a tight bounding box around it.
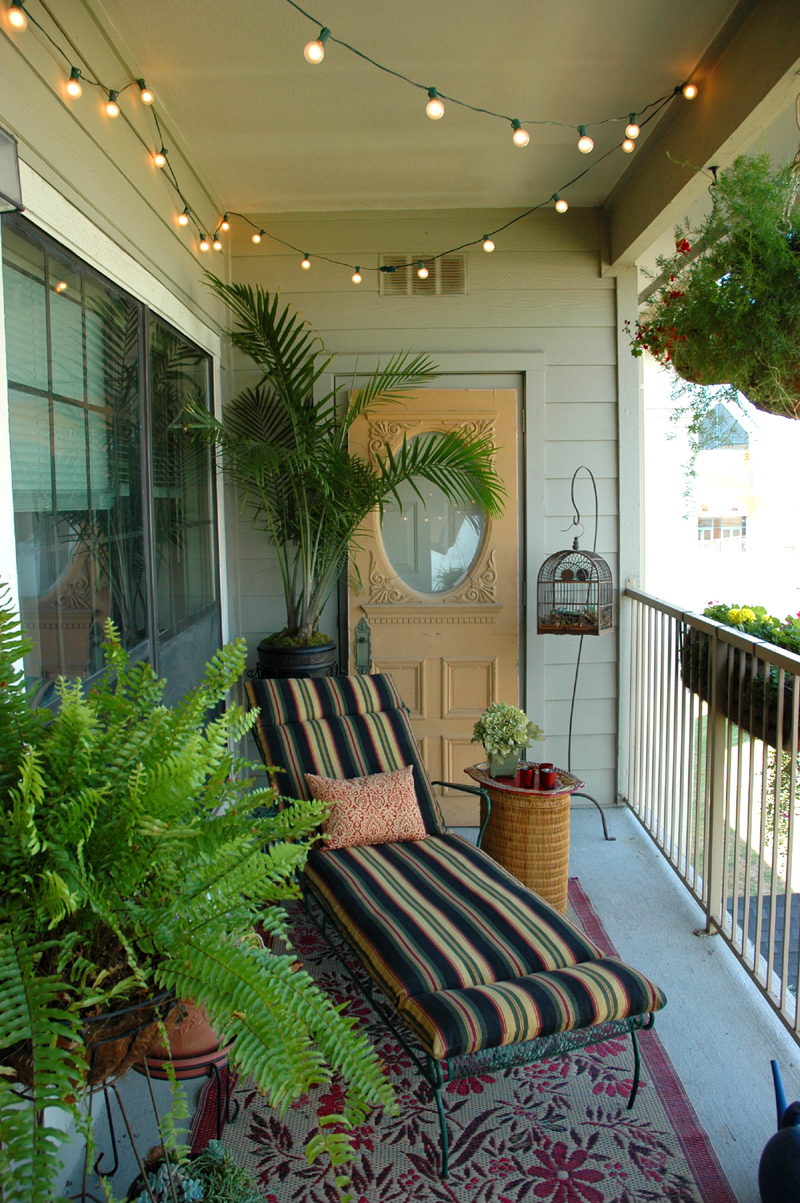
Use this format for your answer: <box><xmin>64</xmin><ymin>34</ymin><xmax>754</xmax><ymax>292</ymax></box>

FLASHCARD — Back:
<box><xmin>561</xmin><ymin>467</ymin><xmax>615</xmax><ymax>841</ymax></box>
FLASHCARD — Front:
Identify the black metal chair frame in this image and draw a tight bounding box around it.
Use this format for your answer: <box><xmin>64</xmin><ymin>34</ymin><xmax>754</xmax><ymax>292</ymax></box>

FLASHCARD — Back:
<box><xmin>300</xmin><ymin>777</ymin><xmax>654</xmax><ymax>1179</ymax></box>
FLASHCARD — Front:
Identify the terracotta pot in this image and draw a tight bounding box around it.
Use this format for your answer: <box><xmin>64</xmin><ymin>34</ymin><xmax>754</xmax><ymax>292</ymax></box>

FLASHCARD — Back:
<box><xmin>256</xmin><ymin>638</ymin><xmax>337</xmax><ymax>679</ymax></box>
<box><xmin>137</xmin><ymin>999</ymin><xmax>234</xmax><ymax>1080</ymax></box>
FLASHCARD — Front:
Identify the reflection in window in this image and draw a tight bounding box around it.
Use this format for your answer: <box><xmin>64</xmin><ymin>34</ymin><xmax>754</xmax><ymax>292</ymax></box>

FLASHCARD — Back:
<box><xmin>2</xmin><ymin>216</ymin><xmax>219</xmax><ymax>704</ymax></box>
<box><xmin>380</xmin><ymin>432</ymin><xmax>486</xmax><ymax>594</ymax></box>
<box><xmin>3</xmin><ymin>223</ymin><xmax>145</xmax><ymax>697</ymax></box>
<box><xmin>150</xmin><ymin>316</ymin><xmax>216</xmax><ymax>637</ymax></box>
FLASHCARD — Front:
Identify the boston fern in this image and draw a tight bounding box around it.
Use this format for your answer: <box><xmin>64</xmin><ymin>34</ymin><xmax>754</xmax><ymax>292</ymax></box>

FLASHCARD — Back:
<box><xmin>187</xmin><ymin>277</ymin><xmax>504</xmax><ymax>645</ymax></box>
<box><xmin>0</xmin><ymin>587</ymin><xmax>393</xmax><ymax>1203</ymax></box>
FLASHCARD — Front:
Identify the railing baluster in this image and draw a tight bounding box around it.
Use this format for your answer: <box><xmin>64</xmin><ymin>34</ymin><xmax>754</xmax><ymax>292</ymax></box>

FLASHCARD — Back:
<box><xmin>622</xmin><ymin>587</ymin><xmax>800</xmax><ymax>1045</ymax></box>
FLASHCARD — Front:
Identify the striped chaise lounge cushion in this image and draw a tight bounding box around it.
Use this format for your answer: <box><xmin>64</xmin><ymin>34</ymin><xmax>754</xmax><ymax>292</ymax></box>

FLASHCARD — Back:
<box><xmin>246</xmin><ymin>674</ymin><xmax>666</xmax><ymax>1062</ymax></box>
<box><xmin>246</xmin><ymin>673</ymin><xmax>445</xmax><ymax>835</ymax></box>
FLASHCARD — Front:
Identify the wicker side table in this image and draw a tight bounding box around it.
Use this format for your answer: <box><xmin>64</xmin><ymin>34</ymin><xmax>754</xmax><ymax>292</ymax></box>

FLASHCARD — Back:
<box><xmin>465</xmin><ymin>763</ymin><xmax>585</xmax><ymax>912</ymax></box>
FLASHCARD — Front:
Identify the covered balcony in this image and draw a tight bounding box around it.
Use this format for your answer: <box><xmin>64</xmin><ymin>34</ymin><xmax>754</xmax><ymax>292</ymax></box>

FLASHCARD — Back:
<box><xmin>2</xmin><ymin>1</ymin><xmax>800</xmax><ymax>1201</ymax></box>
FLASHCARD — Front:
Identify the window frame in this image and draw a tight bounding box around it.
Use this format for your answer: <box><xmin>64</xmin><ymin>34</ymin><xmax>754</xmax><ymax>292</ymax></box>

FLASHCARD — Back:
<box><xmin>1</xmin><ymin>211</ymin><xmax>221</xmax><ymax>691</ymax></box>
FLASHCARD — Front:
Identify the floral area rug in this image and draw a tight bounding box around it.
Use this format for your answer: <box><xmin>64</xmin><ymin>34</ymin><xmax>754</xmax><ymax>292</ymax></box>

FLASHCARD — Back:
<box><xmin>191</xmin><ymin>879</ymin><xmax>735</xmax><ymax>1203</ymax></box>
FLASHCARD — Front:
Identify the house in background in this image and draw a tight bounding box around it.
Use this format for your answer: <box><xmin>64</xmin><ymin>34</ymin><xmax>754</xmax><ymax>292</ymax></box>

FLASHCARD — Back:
<box><xmin>4</xmin><ymin>0</ymin><xmax>800</xmax><ymax>1195</ymax></box>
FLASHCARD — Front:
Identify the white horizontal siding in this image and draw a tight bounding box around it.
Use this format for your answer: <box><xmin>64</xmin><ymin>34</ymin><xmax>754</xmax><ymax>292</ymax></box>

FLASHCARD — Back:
<box><xmin>227</xmin><ymin>206</ymin><xmax>620</xmax><ymax>800</ymax></box>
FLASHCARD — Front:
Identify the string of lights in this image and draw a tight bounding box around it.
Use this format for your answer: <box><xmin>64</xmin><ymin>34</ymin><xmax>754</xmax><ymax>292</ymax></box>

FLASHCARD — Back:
<box><xmin>286</xmin><ymin>0</ymin><xmax>698</xmax><ymax>147</ymax></box>
<box><xmin>3</xmin><ymin>0</ymin><xmax>701</xmax><ymax>282</ymax></box>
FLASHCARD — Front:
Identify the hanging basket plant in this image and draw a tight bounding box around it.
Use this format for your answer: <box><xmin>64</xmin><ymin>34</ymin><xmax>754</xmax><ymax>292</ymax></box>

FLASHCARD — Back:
<box><xmin>628</xmin><ymin>153</ymin><xmax>800</xmax><ymax>420</ymax></box>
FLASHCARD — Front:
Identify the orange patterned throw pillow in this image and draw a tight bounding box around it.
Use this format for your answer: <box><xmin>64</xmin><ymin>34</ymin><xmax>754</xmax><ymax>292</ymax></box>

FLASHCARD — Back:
<box><xmin>305</xmin><ymin>765</ymin><xmax>427</xmax><ymax>850</ymax></box>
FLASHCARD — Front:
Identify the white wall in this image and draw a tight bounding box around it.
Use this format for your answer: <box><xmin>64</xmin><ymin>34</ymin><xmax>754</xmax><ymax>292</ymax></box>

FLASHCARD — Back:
<box><xmin>228</xmin><ymin>207</ymin><xmax>622</xmax><ymax>804</ymax></box>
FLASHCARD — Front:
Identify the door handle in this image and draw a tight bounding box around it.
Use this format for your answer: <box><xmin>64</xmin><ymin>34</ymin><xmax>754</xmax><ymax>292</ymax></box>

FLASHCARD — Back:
<box><xmin>354</xmin><ymin>615</ymin><xmax>372</xmax><ymax>675</ymax></box>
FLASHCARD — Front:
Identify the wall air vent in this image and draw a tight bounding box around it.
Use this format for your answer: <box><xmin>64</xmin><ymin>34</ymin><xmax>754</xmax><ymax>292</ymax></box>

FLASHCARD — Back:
<box><xmin>379</xmin><ymin>254</ymin><xmax>468</xmax><ymax>297</ymax></box>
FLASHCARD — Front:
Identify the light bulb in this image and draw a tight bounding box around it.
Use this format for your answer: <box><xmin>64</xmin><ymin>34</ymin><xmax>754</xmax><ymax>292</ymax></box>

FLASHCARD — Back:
<box><xmin>54</xmin><ymin>281</ymin><xmax>68</xmax><ymax>293</ymax></box>
<box><xmin>426</xmin><ymin>87</ymin><xmax>444</xmax><ymax>120</ymax></box>
<box><xmin>625</xmin><ymin>115</ymin><xmax>640</xmax><ymax>139</ymax></box>
<box><xmin>7</xmin><ymin>2</ymin><xmax>26</xmax><ymax>30</ymax></box>
<box><xmin>553</xmin><ymin>194</ymin><xmax>568</xmax><ymax>213</ymax></box>
<box><xmin>153</xmin><ymin>148</ymin><xmax>167</xmax><ymax>167</ymax></box>
<box><xmin>178</xmin><ymin>208</ymin><xmax>189</xmax><ymax>226</ymax></box>
<box><xmin>66</xmin><ymin>68</ymin><xmax>82</xmax><ymax>98</ymax></box>
<box><xmin>199</xmin><ymin>236</ymin><xmax>210</xmax><ymax>252</ymax></box>
<box><xmin>417</xmin><ymin>261</ymin><xmax>429</xmax><ymax>279</ymax></box>
<box><xmin>213</xmin><ymin>236</ymin><xmax>222</xmax><ymax>251</ymax></box>
<box><xmin>137</xmin><ymin>79</ymin><xmax>154</xmax><ymax>104</ymax></box>
<box><xmin>482</xmin><ymin>236</ymin><xmax>495</xmax><ymax>252</ymax></box>
<box><xmin>351</xmin><ymin>267</ymin><xmax>362</xmax><ymax>284</ymax></box>
<box><xmin>577</xmin><ymin>125</ymin><xmax>593</xmax><ymax>153</ymax></box>
<box><xmin>220</xmin><ymin>214</ymin><xmax>230</xmax><ymax>231</ymax></box>
<box><xmin>622</xmin><ymin>138</ymin><xmax>635</xmax><ymax>153</ymax></box>
<box><xmin>105</xmin><ymin>91</ymin><xmax>120</xmax><ymax>118</ymax></box>
<box><xmin>511</xmin><ymin>119</ymin><xmax>529</xmax><ymax>147</ymax></box>
<box><xmin>682</xmin><ymin>82</ymin><xmax>698</xmax><ymax>100</ymax></box>
<box><xmin>301</xmin><ymin>254</ymin><xmax>311</xmax><ymax>269</ymax></box>
<box><xmin>304</xmin><ymin>25</ymin><xmax>330</xmax><ymax>63</ymax></box>
<box><xmin>251</xmin><ymin>230</ymin><xmax>263</xmax><ymax>244</ymax></box>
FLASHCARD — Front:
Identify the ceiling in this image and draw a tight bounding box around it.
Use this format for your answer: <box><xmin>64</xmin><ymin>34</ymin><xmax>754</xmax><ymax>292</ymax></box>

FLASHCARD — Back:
<box><xmin>98</xmin><ymin>0</ymin><xmax>741</xmax><ymax>213</ymax></box>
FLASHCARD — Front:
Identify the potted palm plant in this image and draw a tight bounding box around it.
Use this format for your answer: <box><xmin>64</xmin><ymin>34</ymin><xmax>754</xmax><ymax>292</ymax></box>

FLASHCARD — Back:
<box><xmin>0</xmin><ymin>586</ymin><xmax>393</xmax><ymax>1203</ymax></box>
<box><xmin>188</xmin><ymin>278</ymin><xmax>504</xmax><ymax>676</ymax></box>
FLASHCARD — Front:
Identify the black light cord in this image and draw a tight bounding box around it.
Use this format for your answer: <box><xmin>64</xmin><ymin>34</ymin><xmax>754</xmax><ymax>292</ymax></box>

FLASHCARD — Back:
<box><xmin>284</xmin><ymin>0</ymin><xmax>677</xmax><ymax>133</ymax></box>
<box><xmin>10</xmin><ymin>0</ymin><xmax>694</xmax><ymax>272</ymax></box>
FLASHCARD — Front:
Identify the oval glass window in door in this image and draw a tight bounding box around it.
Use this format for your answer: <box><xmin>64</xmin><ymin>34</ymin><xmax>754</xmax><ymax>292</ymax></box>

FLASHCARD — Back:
<box><xmin>380</xmin><ymin>433</ymin><xmax>486</xmax><ymax>594</ymax></box>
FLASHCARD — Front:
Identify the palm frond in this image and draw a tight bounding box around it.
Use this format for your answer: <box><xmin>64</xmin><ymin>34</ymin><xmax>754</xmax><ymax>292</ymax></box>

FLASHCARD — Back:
<box><xmin>377</xmin><ymin>428</ymin><xmax>506</xmax><ymax>517</ymax></box>
<box><xmin>337</xmin><ymin>351</ymin><xmax>439</xmax><ymax>442</ymax></box>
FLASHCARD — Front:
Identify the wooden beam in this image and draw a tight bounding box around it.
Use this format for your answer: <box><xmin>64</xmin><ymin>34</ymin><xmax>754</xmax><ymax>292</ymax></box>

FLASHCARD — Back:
<box><xmin>605</xmin><ymin>0</ymin><xmax>800</xmax><ymax>268</ymax></box>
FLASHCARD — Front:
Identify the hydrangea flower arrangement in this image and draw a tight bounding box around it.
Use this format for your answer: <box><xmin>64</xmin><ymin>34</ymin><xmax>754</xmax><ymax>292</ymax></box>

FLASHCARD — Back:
<box><xmin>472</xmin><ymin>702</ymin><xmax>544</xmax><ymax>758</ymax></box>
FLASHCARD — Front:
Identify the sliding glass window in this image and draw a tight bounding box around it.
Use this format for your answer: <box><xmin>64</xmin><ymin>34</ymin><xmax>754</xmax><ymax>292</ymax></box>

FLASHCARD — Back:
<box><xmin>2</xmin><ymin>215</ymin><xmax>219</xmax><ymax>705</ymax></box>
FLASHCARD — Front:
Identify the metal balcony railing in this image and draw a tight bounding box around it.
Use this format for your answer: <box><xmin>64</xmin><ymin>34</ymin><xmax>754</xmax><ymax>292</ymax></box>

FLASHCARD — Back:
<box><xmin>623</xmin><ymin>587</ymin><xmax>800</xmax><ymax>1039</ymax></box>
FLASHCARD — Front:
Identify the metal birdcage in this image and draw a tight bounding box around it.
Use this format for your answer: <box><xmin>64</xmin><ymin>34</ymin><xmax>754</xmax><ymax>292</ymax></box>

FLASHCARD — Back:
<box><xmin>536</xmin><ymin>541</ymin><xmax>614</xmax><ymax>636</ymax></box>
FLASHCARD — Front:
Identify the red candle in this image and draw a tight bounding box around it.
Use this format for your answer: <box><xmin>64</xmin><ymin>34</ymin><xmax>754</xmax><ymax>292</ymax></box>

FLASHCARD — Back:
<box><xmin>518</xmin><ymin>765</ymin><xmax>534</xmax><ymax>788</ymax></box>
<box><xmin>539</xmin><ymin>762</ymin><xmax>556</xmax><ymax>790</ymax></box>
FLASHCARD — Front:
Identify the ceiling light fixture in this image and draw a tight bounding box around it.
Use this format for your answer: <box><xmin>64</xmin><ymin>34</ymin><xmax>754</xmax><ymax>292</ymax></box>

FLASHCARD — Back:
<box><xmin>351</xmin><ymin>266</ymin><xmax>362</xmax><ymax>283</ymax></box>
<box><xmin>622</xmin><ymin>138</ymin><xmax>635</xmax><ymax>153</ymax></box>
<box><xmin>417</xmin><ymin>261</ymin><xmax>429</xmax><ymax>278</ymax></box>
<box><xmin>625</xmin><ymin>114</ymin><xmax>640</xmax><ymax>139</ymax></box>
<box><xmin>7</xmin><ymin>1</ymin><xmax>27</xmax><ymax>30</ymax></box>
<box><xmin>199</xmin><ymin>235</ymin><xmax>210</xmax><ymax>251</ymax></box>
<box><xmin>66</xmin><ymin>67</ymin><xmax>82</xmax><ymax>98</ymax></box>
<box><xmin>511</xmin><ymin>119</ymin><xmax>529</xmax><ymax>147</ymax></box>
<box><xmin>137</xmin><ymin>79</ymin><xmax>154</xmax><ymax>104</ymax></box>
<box><xmin>178</xmin><ymin>208</ymin><xmax>190</xmax><ymax>226</ymax></box>
<box><xmin>304</xmin><ymin>26</ymin><xmax>330</xmax><ymax>63</ymax></box>
<box><xmin>251</xmin><ymin>230</ymin><xmax>263</xmax><ymax>244</ymax></box>
<box><xmin>104</xmin><ymin>90</ymin><xmax>120</xmax><ymax>118</ymax></box>
<box><xmin>482</xmin><ymin>236</ymin><xmax>495</xmax><ymax>252</ymax></box>
<box><xmin>682</xmin><ymin>82</ymin><xmax>698</xmax><ymax>99</ymax></box>
<box><xmin>553</xmin><ymin>194</ymin><xmax>568</xmax><ymax>213</ymax></box>
<box><xmin>220</xmin><ymin>214</ymin><xmax>230</xmax><ymax>230</ymax></box>
<box><xmin>577</xmin><ymin>125</ymin><xmax>593</xmax><ymax>153</ymax></box>
<box><xmin>426</xmin><ymin>87</ymin><xmax>444</xmax><ymax>119</ymax></box>
<box><xmin>301</xmin><ymin>254</ymin><xmax>311</xmax><ymax>269</ymax></box>
<box><xmin>153</xmin><ymin>147</ymin><xmax>167</xmax><ymax>167</ymax></box>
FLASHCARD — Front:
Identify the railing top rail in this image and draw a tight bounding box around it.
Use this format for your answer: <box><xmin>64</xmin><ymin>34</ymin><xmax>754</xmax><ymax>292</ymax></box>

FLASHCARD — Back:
<box><xmin>625</xmin><ymin>585</ymin><xmax>800</xmax><ymax>676</ymax></box>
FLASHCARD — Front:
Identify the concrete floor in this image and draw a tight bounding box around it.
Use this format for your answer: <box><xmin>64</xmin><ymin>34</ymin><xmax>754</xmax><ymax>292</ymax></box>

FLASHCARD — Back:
<box><xmin>566</xmin><ymin>803</ymin><xmax>800</xmax><ymax>1203</ymax></box>
<box><xmin>64</xmin><ymin>804</ymin><xmax>800</xmax><ymax>1202</ymax></box>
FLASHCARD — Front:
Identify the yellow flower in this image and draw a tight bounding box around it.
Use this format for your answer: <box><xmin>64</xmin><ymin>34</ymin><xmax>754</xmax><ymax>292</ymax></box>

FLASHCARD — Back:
<box><xmin>738</xmin><ymin>608</ymin><xmax>756</xmax><ymax>623</ymax></box>
<box><xmin>727</xmin><ymin>609</ymin><xmax>742</xmax><ymax>623</ymax></box>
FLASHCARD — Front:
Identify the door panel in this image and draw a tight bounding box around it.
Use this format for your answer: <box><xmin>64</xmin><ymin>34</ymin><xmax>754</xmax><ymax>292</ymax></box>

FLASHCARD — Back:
<box><xmin>349</xmin><ymin>390</ymin><xmax>519</xmax><ymax>825</ymax></box>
